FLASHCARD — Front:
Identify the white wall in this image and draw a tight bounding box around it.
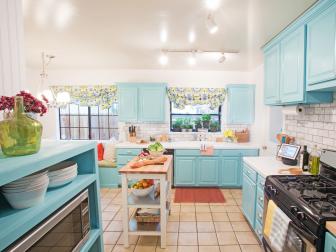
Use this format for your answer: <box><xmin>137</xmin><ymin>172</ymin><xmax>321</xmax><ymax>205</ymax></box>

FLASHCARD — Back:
<box><xmin>0</xmin><ymin>0</ymin><xmax>25</xmax><ymax>96</ymax></box>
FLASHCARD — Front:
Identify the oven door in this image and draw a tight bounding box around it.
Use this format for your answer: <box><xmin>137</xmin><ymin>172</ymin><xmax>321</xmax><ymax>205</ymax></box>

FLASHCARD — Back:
<box><xmin>283</xmin><ymin>222</ymin><xmax>316</xmax><ymax>252</ymax></box>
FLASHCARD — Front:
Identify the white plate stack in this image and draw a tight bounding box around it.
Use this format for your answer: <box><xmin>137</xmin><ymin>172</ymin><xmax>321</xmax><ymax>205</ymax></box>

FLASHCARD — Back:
<box><xmin>1</xmin><ymin>170</ymin><xmax>49</xmax><ymax>209</ymax></box>
<box><xmin>47</xmin><ymin>161</ymin><xmax>78</xmax><ymax>188</ymax></box>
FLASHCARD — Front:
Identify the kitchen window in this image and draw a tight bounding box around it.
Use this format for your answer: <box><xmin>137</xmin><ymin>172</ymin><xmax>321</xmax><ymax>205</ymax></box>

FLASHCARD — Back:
<box><xmin>58</xmin><ymin>103</ymin><xmax>118</xmax><ymax>140</ymax></box>
<box><xmin>170</xmin><ymin>103</ymin><xmax>221</xmax><ymax>132</ymax></box>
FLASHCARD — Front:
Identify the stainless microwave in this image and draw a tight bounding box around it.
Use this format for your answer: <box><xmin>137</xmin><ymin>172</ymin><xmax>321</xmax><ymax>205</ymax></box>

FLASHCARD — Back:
<box><xmin>6</xmin><ymin>189</ymin><xmax>90</xmax><ymax>252</ymax></box>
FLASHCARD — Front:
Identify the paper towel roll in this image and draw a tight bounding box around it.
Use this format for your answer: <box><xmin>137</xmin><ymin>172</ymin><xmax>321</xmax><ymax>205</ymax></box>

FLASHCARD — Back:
<box><xmin>282</xmin><ymin>105</ymin><xmax>305</xmax><ymax>115</ymax></box>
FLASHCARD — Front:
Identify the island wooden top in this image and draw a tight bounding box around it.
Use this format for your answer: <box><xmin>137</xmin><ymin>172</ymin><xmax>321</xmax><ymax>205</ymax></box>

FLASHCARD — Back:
<box><xmin>119</xmin><ymin>155</ymin><xmax>173</xmax><ymax>174</ymax></box>
<box><xmin>326</xmin><ymin>221</ymin><xmax>336</xmax><ymax>236</ymax></box>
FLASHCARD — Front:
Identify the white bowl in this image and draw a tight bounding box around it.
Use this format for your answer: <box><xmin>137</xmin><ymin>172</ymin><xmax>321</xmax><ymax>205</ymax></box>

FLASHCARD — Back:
<box><xmin>48</xmin><ymin>174</ymin><xmax>77</xmax><ymax>188</ymax></box>
<box><xmin>131</xmin><ymin>185</ymin><xmax>154</xmax><ymax>197</ymax></box>
<box><xmin>149</xmin><ymin>150</ymin><xmax>165</xmax><ymax>157</ymax></box>
<box><xmin>2</xmin><ymin>183</ymin><xmax>48</xmax><ymax>209</ymax></box>
<box><xmin>48</xmin><ymin>163</ymin><xmax>77</xmax><ymax>177</ymax></box>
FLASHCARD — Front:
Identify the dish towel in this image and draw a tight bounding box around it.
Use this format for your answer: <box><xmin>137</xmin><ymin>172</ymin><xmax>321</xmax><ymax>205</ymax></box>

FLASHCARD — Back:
<box><xmin>264</xmin><ymin>200</ymin><xmax>277</xmax><ymax>237</ymax></box>
<box><xmin>269</xmin><ymin>205</ymin><xmax>291</xmax><ymax>252</ymax></box>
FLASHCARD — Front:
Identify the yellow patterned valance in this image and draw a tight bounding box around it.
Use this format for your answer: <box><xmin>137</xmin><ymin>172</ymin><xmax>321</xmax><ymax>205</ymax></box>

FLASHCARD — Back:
<box><xmin>167</xmin><ymin>87</ymin><xmax>226</xmax><ymax>109</ymax></box>
<box><xmin>50</xmin><ymin>85</ymin><xmax>117</xmax><ymax>109</ymax></box>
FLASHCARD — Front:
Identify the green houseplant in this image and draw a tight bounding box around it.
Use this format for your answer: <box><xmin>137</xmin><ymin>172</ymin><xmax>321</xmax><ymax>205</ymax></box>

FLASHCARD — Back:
<box><xmin>172</xmin><ymin>118</ymin><xmax>183</xmax><ymax>132</ymax></box>
<box><xmin>209</xmin><ymin>121</ymin><xmax>220</xmax><ymax>132</ymax></box>
<box><xmin>194</xmin><ymin>118</ymin><xmax>202</xmax><ymax>131</ymax></box>
<box><xmin>201</xmin><ymin>114</ymin><xmax>211</xmax><ymax>129</ymax></box>
<box><xmin>181</xmin><ymin>118</ymin><xmax>193</xmax><ymax>132</ymax></box>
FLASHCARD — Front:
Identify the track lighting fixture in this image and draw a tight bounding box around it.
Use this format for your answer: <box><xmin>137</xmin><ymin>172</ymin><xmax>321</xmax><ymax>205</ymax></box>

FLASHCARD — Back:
<box><xmin>188</xmin><ymin>52</ymin><xmax>196</xmax><ymax>66</ymax></box>
<box><xmin>159</xmin><ymin>51</ymin><xmax>168</xmax><ymax>65</ymax></box>
<box><xmin>207</xmin><ymin>14</ymin><xmax>218</xmax><ymax>34</ymax></box>
<box><xmin>218</xmin><ymin>53</ymin><xmax>226</xmax><ymax>63</ymax></box>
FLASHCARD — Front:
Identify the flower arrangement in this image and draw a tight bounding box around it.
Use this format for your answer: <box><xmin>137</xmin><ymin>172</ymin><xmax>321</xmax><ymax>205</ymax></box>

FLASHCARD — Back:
<box><xmin>223</xmin><ymin>129</ymin><xmax>237</xmax><ymax>142</ymax></box>
<box><xmin>0</xmin><ymin>91</ymin><xmax>48</xmax><ymax>116</ymax></box>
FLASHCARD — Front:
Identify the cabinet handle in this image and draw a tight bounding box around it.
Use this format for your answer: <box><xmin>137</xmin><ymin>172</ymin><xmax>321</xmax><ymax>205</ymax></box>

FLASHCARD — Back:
<box><xmin>259</xmin><ymin>197</ymin><xmax>263</xmax><ymax>201</ymax></box>
<box><xmin>259</xmin><ymin>214</ymin><xmax>263</xmax><ymax>219</ymax></box>
<box><xmin>257</xmin><ymin>230</ymin><xmax>262</xmax><ymax>235</ymax></box>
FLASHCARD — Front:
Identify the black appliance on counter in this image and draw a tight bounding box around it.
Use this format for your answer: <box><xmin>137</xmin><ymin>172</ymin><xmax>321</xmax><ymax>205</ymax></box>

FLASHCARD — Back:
<box><xmin>263</xmin><ymin>149</ymin><xmax>336</xmax><ymax>252</ymax></box>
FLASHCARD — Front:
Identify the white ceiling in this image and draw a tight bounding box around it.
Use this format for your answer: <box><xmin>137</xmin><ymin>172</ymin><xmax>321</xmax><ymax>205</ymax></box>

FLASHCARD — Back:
<box><xmin>23</xmin><ymin>0</ymin><xmax>316</xmax><ymax>71</ymax></box>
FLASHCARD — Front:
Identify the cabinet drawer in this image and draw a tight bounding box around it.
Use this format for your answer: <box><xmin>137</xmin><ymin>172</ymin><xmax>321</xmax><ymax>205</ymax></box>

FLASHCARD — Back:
<box><xmin>117</xmin><ymin>148</ymin><xmax>142</xmax><ymax>156</ymax></box>
<box><xmin>257</xmin><ymin>175</ymin><xmax>266</xmax><ymax>189</ymax></box>
<box><xmin>240</xmin><ymin>149</ymin><xmax>259</xmax><ymax>157</ymax></box>
<box><xmin>257</xmin><ymin>187</ymin><xmax>264</xmax><ymax>208</ymax></box>
<box><xmin>117</xmin><ymin>155</ymin><xmax>136</xmax><ymax>165</ymax></box>
<box><xmin>221</xmin><ymin>150</ymin><xmax>242</xmax><ymax>156</ymax></box>
<box><xmin>175</xmin><ymin>149</ymin><xmax>221</xmax><ymax>156</ymax></box>
<box><xmin>243</xmin><ymin>163</ymin><xmax>257</xmax><ymax>182</ymax></box>
<box><xmin>256</xmin><ymin>204</ymin><xmax>264</xmax><ymax>225</ymax></box>
<box><xmin>254</xmin><ymin>219</ymin><xmax>263</xmax><ymax>242</ymax></box>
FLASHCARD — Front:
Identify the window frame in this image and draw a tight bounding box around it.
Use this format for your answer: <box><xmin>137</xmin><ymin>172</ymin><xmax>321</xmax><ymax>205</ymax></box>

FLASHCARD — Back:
<box><xmin>169</xmin><ymin>102</ymin><xmax>222</xmax><ymax>132</ymax></box>
<box><xmin>58</xmin><ymin>104</ymin><xmax>118</xmax><ymax>140</ymax></box>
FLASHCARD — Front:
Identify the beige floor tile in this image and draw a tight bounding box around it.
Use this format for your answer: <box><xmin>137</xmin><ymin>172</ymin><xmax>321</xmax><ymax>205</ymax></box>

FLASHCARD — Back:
<box><xmin>167</xmin><ymin>222</ymin><xmax>179</xmax><ymax>233</ymax></box>
<box><xmin>223</xmin><ymin>199</ymin><xmax>237</xmax><ymax>206</ymax></box>
<box><xmin>219</xmin><ymin>245</ymin><xmax>241</xmax><ymax>252</ymax></box>
<box><xmin>155</xmin><ymin>246</ymin><xmax>177</xmax><ymax>252</ymax></box>
<box><xmin>181</xmin><ymin>205</ymin><xmax>196</xmax><ymax>213</ymax></box>
<box><xmin>103</xmin><ymin>211</ymin><xmax>117</xmax><ymax>221</ymax></box>
<box><xmin>166</xmin><ymin>233</ymin><xmax>178</xmax><ymax>246</ymax></box>
<box><xmin>180</xmin><ymin>213</ymin><xmax>196</xmax><ymax>222</ymax></box>
<box><xmin>198</xmin><ymin>233</ymin><xmax>218</xmax><ymax>246</ymax></box>
<box><xmin>212</xmin><ymin>213</ymin><xmax>229</xmax><ymax>221</ymax></box>
<box><xmin>234</xmin><ymin>199</ymin><xmax>242</xmax><ymax>206</ymax></box>
<box><xmin>197</xmin><ymin>221</ymin><xmax>215</xmax><ymax>232</ymax></box>
<box><xmin>104</xmin><ymin>232</ymin><xmax>121</xmax><ymax>245</ymax></box>
<box><xmin>117</xmin><ymin>233</ymin><xmax>139</xmax><ymax>245</ymax></box>
<box><xmin>214</xmin><ymin>222</ymin><xmax>233</xmax><ymax>232</ymax></box>
<box><xmin>179</xmin><ymin>221</ymin><xmax>197</xmax><ymax>232</ymax></box>
<box><xmin>196</xmin><ymin>205</ymin><xmax>211</xmax><ymax>213</ymax></box>
<box><xmin>171</xmin><ymin>205</ymin><xmax>180</xmax><ymax>213</ymax></box>
<box><xmin>195</xmin><ymin>203</ymin><xmax>209</xmax><ymax>206</ymax></box>
<box><xmin>196</xmin><ymin>213</ymin><xmax>213</xmax><ymax>221</ymax></box>
<box><xmin>105</xmin><ymin>204</ymin><xmax>121</xmax><ymax>212</ymax></box>
<box><xmin>223</xmin><ymin>206</ymin><xmax>241</xmax><ymax>213</ymax></box>
<box><xmin>228</xmin><ymin>213</ymin><xmax>246</xmax><ymax>222</ymax></box>
<box><xmin>113</xmin><ymin>212</ymin><xmax>123</xmax><ymax>221</ymax></box>
<box><xmin>216</xmin><ymin>232</ymin><xmax>238</xmax><ymax>245</ymax></box>
<box><xmin>199</xmin><ymin>246</ymin><xmax>220</xmax><ymax>252</ymax></box>
<box><xmin>134</xmin><ymin>245</ymin><xmax>156</xmax><ymax>252</ymax></box>
<box><xmin>112</xmin><ymin>245</ymin><xmax>136</xmax><ymax>252</ymax></box>
<box><xmin>103</xmin><ymin>220</ymin><xmax>111</xmax><ymax>231</ymax></box>
<box><xmin>210</xmin><ymin>205</ymin><xmax>226</xmax><ymax>213</ymax></box>
<box><xmin>137</xmin><ymin>236</ymin><xmax>158</xmax><ymax>245</ymax></box>
<box><xmin>177</xmin><ymin>246</ymin><xmax>198</xmax><ymax>252</ymax></box>
<box><xmin>209</xmin><ymin>203</ymin><xmax>225</xmax><ymax>206</ymax></box>
<box><xmin>240</xmin><ymin>245</ymin><xmax>263</xmax><ymax>252</ymax></box>
<box><xmin>178</xmin><ymin>233</ymin><xmax>198</xmax><ymax>246</ymax></box>
<box><xmin>104</xmin><ymin>245</ymin><xmax>114</xmax><ymax>252</ymax></box>
<box><xmin>168</xmin><ymin>213</ymin><xmax>180</xmax><ymax>222</ymax></box>
<box><xmin>180</xmin><ymin>203</ymin><xmax>195</xmax><ymax>206</ymax></box>
<box><xmin>235</xmin><ymin>232</ymin><xmax>259</xmax><ymax>245</ymax></box>
<box><xmin>106</xmin><ymin>220</ymin><xmax>123</xmax><ymax>232</ymax></box>
<box><xmin>231</xmin><ymin>222</ymin><xmax>251</xmax><ymax>232</ymax></box>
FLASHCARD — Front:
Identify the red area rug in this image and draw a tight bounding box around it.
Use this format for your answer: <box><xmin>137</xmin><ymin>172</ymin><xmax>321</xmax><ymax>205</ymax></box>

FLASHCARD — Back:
<box><xmin>174</xmin><ymin>188</ymin><xmax>225</xmax><ymax>203</ymax></box>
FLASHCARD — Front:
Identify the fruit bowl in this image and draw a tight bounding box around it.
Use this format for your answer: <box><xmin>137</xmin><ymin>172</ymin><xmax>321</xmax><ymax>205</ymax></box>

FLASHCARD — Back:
<box><xmin>131</xmin><ymin>185</ymin><xmax>154</xmax><ymax>197</ymax></box>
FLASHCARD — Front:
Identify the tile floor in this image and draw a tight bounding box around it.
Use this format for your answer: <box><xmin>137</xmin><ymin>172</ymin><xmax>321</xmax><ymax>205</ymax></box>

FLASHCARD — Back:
<box><xmin>100</xmin><ymin>188</ymin><xmax>264</xmax><ymax>252</ymax></box>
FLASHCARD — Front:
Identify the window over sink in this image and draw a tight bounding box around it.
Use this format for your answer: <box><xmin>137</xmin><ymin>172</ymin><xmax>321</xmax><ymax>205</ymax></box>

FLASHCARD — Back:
<box><xmin>170</xmin><ymin>103</ymin><xmax>221</xmax><ymax>132</ymax></box>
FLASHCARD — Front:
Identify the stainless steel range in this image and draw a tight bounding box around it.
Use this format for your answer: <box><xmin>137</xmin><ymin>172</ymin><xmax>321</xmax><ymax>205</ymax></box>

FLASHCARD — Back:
<box><xmin>263</xmin><ymin>149</ymin><xmax>336</xmax><ymax>252</ymax></box>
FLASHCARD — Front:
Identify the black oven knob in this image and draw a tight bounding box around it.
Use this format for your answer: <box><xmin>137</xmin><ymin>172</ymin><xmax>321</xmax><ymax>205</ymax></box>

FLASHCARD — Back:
<box><xmin>296</xmin><ymin>212</ymin><xmax>306</xmax><ymax>221</ymax></box>
<box><xmin>266</xmin><ymin>185</ymin><xmax>277</xmax><ymax>196</ymax></box>
<box><xmin>290</xmin><ymin>206</ymin><xmax>299</xmax><ymax>214</ymax></box>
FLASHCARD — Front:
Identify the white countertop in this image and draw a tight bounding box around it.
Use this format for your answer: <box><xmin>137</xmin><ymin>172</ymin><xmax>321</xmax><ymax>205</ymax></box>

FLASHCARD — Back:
<box><xmin>115</xmin><ymin>141</ymin><xmax>260</xmax><ymax>150</ymax></box>
<box><xmin>243</xmin><ymin>156</ymin><xmax>300</xmax><ymax>178</ymax></box>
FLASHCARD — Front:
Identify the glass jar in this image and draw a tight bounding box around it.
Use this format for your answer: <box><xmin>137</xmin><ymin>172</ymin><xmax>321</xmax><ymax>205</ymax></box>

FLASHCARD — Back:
<box><xmin>0</xmin><ymin>96</ymin><xmax>43</xmax><ymax>156</ymax></box>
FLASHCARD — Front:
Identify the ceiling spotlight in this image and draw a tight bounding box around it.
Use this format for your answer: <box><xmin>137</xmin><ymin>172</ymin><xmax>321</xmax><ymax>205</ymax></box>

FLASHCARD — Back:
<box><xmin>189</xmin><ymin>31</ymin><xmax>196</xmax><ymax>43</ymax></box>
<box><xmin>205</xmin><ymin>0</ymin><xmax>221</xmax><ymax>10</ymax></box>
<box><xmin>207</xmin><ymin>15</ymin><xmax>218</xmax><ymax>34</ymax></box>
<box><xmin>188</xmin><ymin>52</ymin><xmax>196</xmax><ymax>66</ymax></box>
<box><xmin>160</xmin><ymin>29</ymin><xmax>168</xmax><ymax>43</ymax></box>
<box><xmin>218</xmin><ymin>53</ymin><xmax>226</xmax><ymax>63</ymax></box>
<box><xmin>159</xmin><ymin>52</ymin><xmax>168</xmax><ymax>65</ymax></box>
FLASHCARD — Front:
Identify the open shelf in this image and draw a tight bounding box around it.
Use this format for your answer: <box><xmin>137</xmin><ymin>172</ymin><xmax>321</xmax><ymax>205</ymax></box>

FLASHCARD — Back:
<box><xmin>0</xmin><ymin>174</ymin><xmax>96</xmax><ymax>251</ymax></box>
<box><xmin>80</xmin><ymin>229</ymin><xmax>102</xmax><ymax>252</ymax></box>
<box><xmin>129</xmin><ymin>217</ymin><xmax>161</xmax><ymax>236</ymax></box>
<box><xmin>128</xmin><ymin>193</ymin><xmax>160</xmax><ymax>208</ymax></box>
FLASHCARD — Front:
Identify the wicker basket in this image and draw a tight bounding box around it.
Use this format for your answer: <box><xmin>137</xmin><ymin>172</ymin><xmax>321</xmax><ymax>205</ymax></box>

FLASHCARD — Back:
<box><xmin>134</xmin><ymin>208</ymin><xmax>160</xmax><ymax>223</ymax></box>
<box><xmin>235</xmin><ymin>129</ymin><xmax>249</xmax><ymax>143</ymax></box>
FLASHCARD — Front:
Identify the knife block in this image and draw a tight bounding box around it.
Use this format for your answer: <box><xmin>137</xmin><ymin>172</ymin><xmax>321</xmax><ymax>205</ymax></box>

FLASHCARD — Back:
<box><xmin>128</xmin><ymin>136</ymin><xmax>137</xmax><ymax>143</ymax></box>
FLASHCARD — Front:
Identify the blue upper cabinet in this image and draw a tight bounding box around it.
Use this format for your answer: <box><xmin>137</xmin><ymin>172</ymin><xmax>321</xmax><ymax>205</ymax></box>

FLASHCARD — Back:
<box><xmin>280</xmin><ymin>26</ymin><xmax>305</xmax><ymax>103</ymax></box>
<box><xmin>227</xmin><ymin>84</ymin><xmax>255</xmax><ymax>124</ymax></box>
<box><xmin>306</xmin><ymin>3</ymin><xmax>336</xmax><ymax>91</ymax></box>
<box><xmin>138</xmin><ymin>85</ymin><xmax>166</xmax><ymax>122</ymax></box>
<box><xmin>118</xmin><ymin>85</ymin><xmax>138</xmax><ymax>122</ymax></box>
<box><xmin>264</xmin><ymin>44</ymin><xmax>281</xmax><ymax>105</ymax></box>
<box><xmin>117</xmin><ymin>83</ymin><xmax>167</xmax><ymax>123</ymax></box>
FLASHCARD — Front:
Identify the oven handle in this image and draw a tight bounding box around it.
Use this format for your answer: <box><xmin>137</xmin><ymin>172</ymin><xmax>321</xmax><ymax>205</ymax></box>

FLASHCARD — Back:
<box><xmin>6</xmin><ymin>189</ymin><xmax>89</xmax><ymax>252</ymax></box>
<box><xmin>287</xmin><ymin>221</ymin><xmax>316</xmax><ymax>246</ymax></box>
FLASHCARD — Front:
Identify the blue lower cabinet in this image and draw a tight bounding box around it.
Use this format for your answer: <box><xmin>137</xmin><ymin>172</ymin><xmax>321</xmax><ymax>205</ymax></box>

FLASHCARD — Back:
<box><xmin>99</xmin><ymin>167</ymin><xmax>120</xmax><ymax>188</ymax></box>
<box><xmin>325</xmin><ymin>232</ymin><xmax>336</xmax><ymax>252</ymax></box>
<box><xmin>242</xmin><ymin>173</ymin><xmax>257</xmax><ymax>228</ymax></box>
<box><xmin>221</xmin><ymin>157</ymin><xmax>241</xmax><ymax>187</ymax></box>
<box><xmin>255</xmin><ymin>220</ymin><xmax>263</xmax><ymax>242</ymax></box>
<box><xmin>197</xmin><ymin>157</ymin><xmax>219</xmax><ymax>186</ymax></box>
<box><xmin>174</xmin><ymin>156</ymin><xmax>196</xmax><ymax>186</ymax></box>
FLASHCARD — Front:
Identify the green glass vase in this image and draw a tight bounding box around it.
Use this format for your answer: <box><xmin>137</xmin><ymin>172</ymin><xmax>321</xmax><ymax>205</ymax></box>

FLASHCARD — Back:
<box><xmin>0</xmin><ymin>96</ymin><xmax>43</xmax><ymax>156</ymax></box>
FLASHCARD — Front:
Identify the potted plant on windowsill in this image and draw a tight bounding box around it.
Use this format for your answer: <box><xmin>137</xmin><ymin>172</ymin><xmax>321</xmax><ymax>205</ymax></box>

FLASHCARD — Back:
<box><xmin>181</xmin><ymin>118</ymin><xmax>193</xmax><ymax>132</ymax></box>
<box><xmin>201</xmin><ymin>114</ymin><xmax>211</xmax><ymax>129</ymax></box>
<box><xmin>194</xmin><ymin>118</ymin><xmax>202</xmax><ymax>131</ymax></box>
<box><xmin>172</xmin><ymin>118</ymin><xmax>183</xmax><ymax>132</ymax></box>
<box><xmin>209</xmin><ymin>121</ymin><xmax>220</xmax><ymax>132</ymax></box>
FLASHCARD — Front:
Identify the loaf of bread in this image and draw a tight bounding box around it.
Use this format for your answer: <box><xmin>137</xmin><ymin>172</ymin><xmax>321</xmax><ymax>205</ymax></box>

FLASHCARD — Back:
<box><xmin>130</xmin><ymin>156</ymin><xmax>168</xmax><ymax>168</ymax></box>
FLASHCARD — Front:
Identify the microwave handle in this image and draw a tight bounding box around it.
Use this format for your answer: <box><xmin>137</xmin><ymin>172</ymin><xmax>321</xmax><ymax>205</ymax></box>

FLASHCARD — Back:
<box><xmin>6</xmin><ymin>190</ymin><xmax>89</xmax><ymax>252</ymax></box>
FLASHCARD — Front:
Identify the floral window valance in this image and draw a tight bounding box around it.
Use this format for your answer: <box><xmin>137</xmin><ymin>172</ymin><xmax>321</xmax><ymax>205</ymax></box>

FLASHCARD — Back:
<box><xmin>50</xmin><ymin>85</ymin><xmax>118</xmax><ymax>109</ymax></box>
<box><xmin>167</xmin><ymin>87</ymin><xmax>226</xmax><ymax>109</ymax></box>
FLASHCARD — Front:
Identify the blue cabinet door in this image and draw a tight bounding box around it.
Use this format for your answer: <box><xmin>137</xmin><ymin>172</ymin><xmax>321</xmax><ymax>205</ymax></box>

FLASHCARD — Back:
<box><xmin>138</xmin><ymin>85</ymin><xmax>166</xmax><ymax>122</ymax></box>
<box><xmin>280</xmin><ymin>26</ymin><xmax>305</xmax><ymax>103</ymax></box>
<box><xmin>264</xmin><ymin>44</ymin><xmax>281</xmax><ymax>105</ymax></box>
<box><xmin>324</xmin><ymin>232</ymin><xmax>336</xmax><ymax>252</ymax></box>
<box><xmin>197</xmin><ymin>157</ymin><xmax>219</xmax><ymax>186</ymax></box>
<box><xmin>227</xmin><ymin>85</ymin><xmax>255</xmax><ymax>124</ymax></box>
<box><xmin>117</xmin><ymin>86</ymin><xmax>138</xmax><ymax>122</ymax></box>
<box><xmin>242</xmin><ymin>173</ymin><xmax>256</xmax><ymax>228</ymax></box>
<box><xmin>221</xmin><ymin>157</ymin><xmax>241</xmax><ymax>187</ymax></box>
<box><xmin>174</xmin><ymin>157</ymin><xmax>196</xmax><ymax>186</ymax></box>
<box><xmin>307</xmin><ymin>4</ymin><xmax>336</xmax><ymax>88</ymax></box>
